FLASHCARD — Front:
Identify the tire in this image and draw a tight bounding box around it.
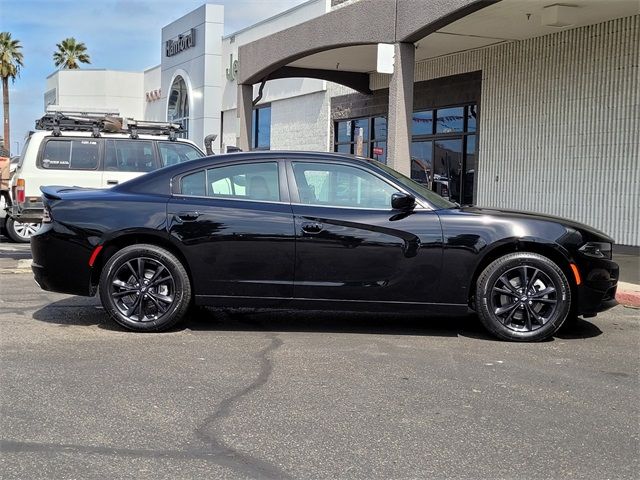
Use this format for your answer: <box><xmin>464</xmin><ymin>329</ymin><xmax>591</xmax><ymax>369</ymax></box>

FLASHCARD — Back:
<box><xmin>5</xmin><ymin>217</ymin><xmax>42</xmax><ymax>243</ymax></box>
<box><xmin>99</xmin><ymin>244</ymin><xmax>191</xmax><ymax>332</ymax></box>
<box><xmin>475</xmin><ymin>252</ymin><xmax>571</xmax><ymax>342</ymax></box>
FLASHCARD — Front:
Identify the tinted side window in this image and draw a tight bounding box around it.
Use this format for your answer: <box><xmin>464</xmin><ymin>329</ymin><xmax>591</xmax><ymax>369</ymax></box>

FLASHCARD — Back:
<box><xmin>104</xmin><ymin>140</ymin><xmax>157</xmax><ymax>172</ymax></box>
<box><xmin>207</xmin><ymin>162</ymin><xmax>279</xmax><ymax>201</ymax></box>
<box><xmin>158</xmin><ymin>142</ymin><xmax>203</xmax><ymax>167</ymax></box>
<box><xmin>104</xmin><ymin>140</ymin><xmax>156</xmax><ymax>172</ymax></box>
<box><xmin>181</xmin><ymin>170</ymin><xmax>206</xmax><ymax>196</ymax></box>
<box><xmin>41</xmin><ymin>138</ymin><xmax>99</xmax><ymax>170</ymax></box>
<box><xmin>292</xmin><ymin>162</ymin><xmax>398</xmax><ymax>209</ymax></box>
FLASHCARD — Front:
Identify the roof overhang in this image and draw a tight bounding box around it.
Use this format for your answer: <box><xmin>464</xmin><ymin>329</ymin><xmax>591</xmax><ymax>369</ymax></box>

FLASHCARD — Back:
<box><xmin>238</xmin><ymin>0</ymin><xmax>496</xmax><ymax>86</ymax></box>
<box><xmin>238</xmin><ymin>0</ymin><xmax>639</xmax><ymax>91</ymax></box>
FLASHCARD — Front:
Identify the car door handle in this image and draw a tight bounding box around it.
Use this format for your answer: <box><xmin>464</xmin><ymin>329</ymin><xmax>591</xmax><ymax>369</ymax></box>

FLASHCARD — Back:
<box><xmin>176</xmin><ymin>211</ymin><xmax>201</xmax><ymax>221</ymax></box>
<box><xmin>106</xmin><ymin>180</ymin><xmax>119</xmax><ymax>185</ymax></box>
<box><xmin>301</xmin><ymin>222</ymin><xmax>323</xmax><ymax>234</ymax></box>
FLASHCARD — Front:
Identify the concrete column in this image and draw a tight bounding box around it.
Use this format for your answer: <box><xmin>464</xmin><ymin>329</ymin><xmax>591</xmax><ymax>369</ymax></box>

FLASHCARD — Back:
<box><xmin>237</xmin><ymin>83</ymin><xmax>253</xmax><ymax>151</ymax></box>
<box><xmin>387</xmin><ymin>43</ymin><xmax>415</xmax><ymax>176</ymax></box>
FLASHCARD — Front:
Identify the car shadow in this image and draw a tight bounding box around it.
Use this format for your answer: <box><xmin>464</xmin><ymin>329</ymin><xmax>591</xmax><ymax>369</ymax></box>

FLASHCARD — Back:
<box><xmin>31</xmin><ymin>297</ymin><xmax>602</xmax><ymax>341</ymax></box>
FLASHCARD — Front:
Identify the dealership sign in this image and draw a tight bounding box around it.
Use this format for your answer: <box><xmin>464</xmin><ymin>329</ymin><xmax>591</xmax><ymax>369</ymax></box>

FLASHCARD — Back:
<box><xmin>166</xmin><ymin>29</ymin><xmax>196</xmax><ymax>57</ymax></box>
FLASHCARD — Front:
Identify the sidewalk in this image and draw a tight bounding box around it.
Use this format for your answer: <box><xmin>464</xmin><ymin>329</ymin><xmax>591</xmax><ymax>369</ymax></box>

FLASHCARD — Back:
<box><xmin>614</xmin><ymin>245</ymin><xmax>640</xmax><ymax>308</ymax></box>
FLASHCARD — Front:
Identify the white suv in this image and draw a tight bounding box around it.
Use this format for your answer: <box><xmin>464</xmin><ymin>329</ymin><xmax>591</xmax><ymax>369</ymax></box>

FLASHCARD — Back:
<box><xmin>6</xmin><ymin>113</ymin><xmax>205</xmax><ymax>242</ymax></box>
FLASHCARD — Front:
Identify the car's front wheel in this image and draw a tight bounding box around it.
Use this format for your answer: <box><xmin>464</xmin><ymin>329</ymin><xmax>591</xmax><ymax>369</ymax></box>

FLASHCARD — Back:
<box><xmin>475</xmin><ymin>252</ymin><xmax>571</xmax><ymax>342</ymax></box>
<box><xmin>99</xmin><ymin>244</ymin><xmax>191</xmax><ymax>332</ymax></box>
<box><xmin>5</xmin><ymin>217</ymin><xmax>42</xmax><ymax>243</ymax></box>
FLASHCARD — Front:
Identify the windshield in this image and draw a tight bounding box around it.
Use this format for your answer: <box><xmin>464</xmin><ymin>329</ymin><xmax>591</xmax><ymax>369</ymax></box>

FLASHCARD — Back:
<box><xmin>373</xmin><ymin>160</ymin><xmax>456</xmax><ymax>209</ymax></box>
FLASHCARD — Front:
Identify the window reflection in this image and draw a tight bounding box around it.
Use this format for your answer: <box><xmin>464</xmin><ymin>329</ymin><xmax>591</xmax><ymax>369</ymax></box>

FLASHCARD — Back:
<box><xmin>412</xmin><ymin>110</ymin><xmax>433</xmax><ymax>136</ymax></box>
<box><xmin>252</xmin><ymin>106</ymin><xmax>271</xmax><ymax>150</ymax></box>
<box><xmin>334</xmin><ymin>116</ymin><xmax>388</xmax><ymax>164</ymax></box>
<box><xmin>167</xmin><ymin>76</ymin><xmax>189</xmax><ymax>138</ymax></box>
<box><xmin>436</xmin><ymin>107</ymin><xmax>465</xmax><ymax>134</ymax></box>
<box><xmin>410</xmin><ymin>141</ymin><xmax>433</xmax><ymax>188</ymax></box>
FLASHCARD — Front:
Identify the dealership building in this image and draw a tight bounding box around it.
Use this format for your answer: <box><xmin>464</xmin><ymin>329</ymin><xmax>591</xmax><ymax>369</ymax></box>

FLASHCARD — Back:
<box><xmin>44</xmin><ymin>0</ymin><xmax>639</xmax><ymax>246</ymax></box>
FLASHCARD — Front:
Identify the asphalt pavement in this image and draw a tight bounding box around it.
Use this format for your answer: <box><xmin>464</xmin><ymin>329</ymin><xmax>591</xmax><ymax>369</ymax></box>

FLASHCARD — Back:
<box><xmin>0</xmin><ymin>239</ymin><xmax>638</xmax><ymax>479</ymax></box>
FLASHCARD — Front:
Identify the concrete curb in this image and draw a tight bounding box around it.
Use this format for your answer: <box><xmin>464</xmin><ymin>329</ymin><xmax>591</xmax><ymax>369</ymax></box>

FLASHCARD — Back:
<box><xmin>616</xmin><ymin>281</ymin><xmax>640</xmax><ymax>308</ymax></box>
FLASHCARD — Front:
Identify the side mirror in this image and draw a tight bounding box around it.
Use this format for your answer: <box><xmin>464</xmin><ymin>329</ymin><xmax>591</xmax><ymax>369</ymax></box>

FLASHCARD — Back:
<box><xmin>391</xmin><ymin>192</ymin><xmax>416</xmax><ymax>210</ymax></box>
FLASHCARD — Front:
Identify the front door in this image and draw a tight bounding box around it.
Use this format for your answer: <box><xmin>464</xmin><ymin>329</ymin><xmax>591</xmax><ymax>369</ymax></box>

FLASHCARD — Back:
<box><xmin>287</xmin><ymin>160</ymin><xmax>443</xmax><ymax>306</ymax></box>
<box><xmin>167</xmin><ymin>160</ymin><xmax>295</xmax><ymax>300</ymax></box>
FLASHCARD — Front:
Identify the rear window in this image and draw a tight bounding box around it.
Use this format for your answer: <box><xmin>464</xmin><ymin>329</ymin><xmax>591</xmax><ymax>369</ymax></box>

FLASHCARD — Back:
<box><xmin>41</xmin><ymin>138</ymin><xmax>99</xmax><ymax>170</ymax></box>
<box><xmin>158</xmin><ymin>142</ymin><xmax>203</xmax><ymax>167</ymax></box>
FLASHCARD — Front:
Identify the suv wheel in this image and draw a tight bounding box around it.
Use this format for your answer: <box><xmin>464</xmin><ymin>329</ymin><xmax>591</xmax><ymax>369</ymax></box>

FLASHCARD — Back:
<box><xmin>475</xmin><ymin>252</ymin><xmax>572</xmax><ymax>342</ymax></box>
<box><xmin>5</xmin><ymin>217</ymin><xmax>42</xmax><ymax>243</ymax></box>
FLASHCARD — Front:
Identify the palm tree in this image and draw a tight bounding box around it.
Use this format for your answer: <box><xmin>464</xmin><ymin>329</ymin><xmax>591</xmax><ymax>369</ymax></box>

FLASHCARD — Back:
<box><xmin>0</xmin><ymin>32</ymin><xmax>24</xmax><ymax>155</ymax></box>
<box><xmin>53</xmin><ymin>37</ymin><xmax>91</xmax><ymax>70</ymax></box>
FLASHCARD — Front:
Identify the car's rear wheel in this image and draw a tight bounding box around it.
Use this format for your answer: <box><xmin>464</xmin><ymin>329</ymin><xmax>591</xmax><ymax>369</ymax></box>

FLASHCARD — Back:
<box><xmin>5</xmin><ymin>217</ymin><xmax>42</xmax><ymax>243</ymax></box>
<box><xmin>475</xmin><ymin>252</ymin><xmax>571</xmax><ymax>342</ymax></box>
<box><xmin>99</xmin><ymin>244</ymin><xmax>191</xmax><ymax>332</ymax></box>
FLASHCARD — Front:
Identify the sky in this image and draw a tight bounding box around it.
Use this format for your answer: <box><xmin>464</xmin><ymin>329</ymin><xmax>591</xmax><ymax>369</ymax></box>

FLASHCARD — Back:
<box><xmin>0</xmin><ymin>0</ymin><xmax>306</xmax><ymax>155</ymax></box>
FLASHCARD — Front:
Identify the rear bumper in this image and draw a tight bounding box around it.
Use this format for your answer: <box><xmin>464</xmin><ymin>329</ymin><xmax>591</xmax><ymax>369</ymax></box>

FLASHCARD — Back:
<box><xmin>9</xmin><ymin>204</ymin><xmax>44</xmax><ymax>223</ymax></box>
<box><xmin>575</xmin><ymin>256</ymin><xmax>619</xmax><ymax>316</ymax></box>
<box><xmin>31</xmin><ymin>224</ymin><xmax>96</xmax><ymax>297</ymax></box>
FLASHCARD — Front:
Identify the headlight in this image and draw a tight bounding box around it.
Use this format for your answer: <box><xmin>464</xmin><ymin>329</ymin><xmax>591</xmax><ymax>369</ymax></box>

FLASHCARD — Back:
<box><xmin>579</xmin><ymin>241</ymin><xmax>612</xmax><ymax>259</ymax></box>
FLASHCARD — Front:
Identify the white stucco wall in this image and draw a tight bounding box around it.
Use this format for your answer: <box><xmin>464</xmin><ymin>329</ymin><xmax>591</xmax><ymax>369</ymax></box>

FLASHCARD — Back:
<box><xmin>370</xmin><ymin>15</ymin><xmax>640</xmax><ymax>246</ymax></box>
<box><xmin>270</xmin><ymin>91</ymin><xmax>330</xmax><ymax>151</ymax></box>
<box><xmin>220</xmin><ymin>0</ymin><xmax>327</xmax><ymax>117</ymax></box>
<box><xmin>160</xmin><ymin>4</ymin><xmax>225</xmax><ymax>151</ymax></box>
<box><xmin>220</xmin><ymin>108</ymin><xmax>238</xmax><ymax>151</ymax></box>
<box><xmin>46</xmin><ymin>69</ymin><xmax>144</xmax><ymax>118</ymax></box>
<box><xmin>142</xmin><ymin>65</ymin><xmax>164</xmax><ymax>121</ymax></box>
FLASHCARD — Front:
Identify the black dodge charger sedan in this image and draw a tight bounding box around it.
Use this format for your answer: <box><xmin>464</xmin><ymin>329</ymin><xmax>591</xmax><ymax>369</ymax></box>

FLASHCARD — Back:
<box><xmin>31</xmin><ymin>151</ymin><xmax>618</xmax><ymax>341</ymax></box>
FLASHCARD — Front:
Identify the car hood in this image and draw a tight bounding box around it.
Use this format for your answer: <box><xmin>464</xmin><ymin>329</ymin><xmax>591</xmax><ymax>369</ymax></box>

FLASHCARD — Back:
<box><xmin>461</xmin><ymin>206</ymin><xmax>614</xmax><ymax>243</ymax></box>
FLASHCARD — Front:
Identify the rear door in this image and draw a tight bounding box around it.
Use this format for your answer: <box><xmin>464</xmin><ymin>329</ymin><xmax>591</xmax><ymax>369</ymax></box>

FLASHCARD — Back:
<box><xmin>167</xmin><ymin>159</ymin><xmax>295</xmax><ymax>302</ymax></box>
<box><xmin>101</xmin><ymin>139</ymin><xmax>159</xmax><ymax>187</ymax></box>
<box><xmin>287</xmin><ymin>159</ymin><xmax>443</xmax><ymax>306</ymax></box>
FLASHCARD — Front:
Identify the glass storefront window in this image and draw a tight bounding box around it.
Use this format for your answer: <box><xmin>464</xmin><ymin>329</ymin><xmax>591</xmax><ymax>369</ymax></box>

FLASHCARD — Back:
<box><xmin>352</xmin><ymin>118</ymin><xmax>369</xmax><ymax>142</ymax></box>
<box><xmin>336</xmin><ymin>121</ymin><xmax>351</xmax><ymax>143</ymax></box>
<box><xmin>334</xmin><ymin>115</ymin><xmax>387</xmax><ymax>163</ymax></box>
<box><xmin>463</xmin><ymin>135</ymin><xmax>476</xmax><ymax>205</ymax></box>
<box><xmin>372</xmin><ymin>140</ymin><xmax>386</xmax><ymax>164</ymax></box>
<box><xmin>434</xmin><ymin>139</ymin><xmax>463</xmax><ymax>203</ymax></box>
<box><xmin>410</xmin><ymin>141</ymin><xmax>433</xmax><ymax>187</ymax></box>
<box><xmin>467</xmin><ymin>105</ymin><xmax>478</xmax><ymax>132</ymax></box>
<box><xmin>411</xmin><ymin>103</ymin><xmax>478</xmax><ymax>205</ymax></box>
<box><xmin>412</xmin><ymin>110</ymin><xmax>433</xmax><ymax>136</ymax></box>
<box><xmin>167</xmin><ymin>75</ymin><xmax>189</xmax><ymax>139</ymax></box>
<box><xmin>252</xmin><ymin>105</ymin><xmax>271</xmax><ymax>150</ymax></box>
<box><xmin>436</xmin><ymin>107</ymin><xmax>465</xmax><ymax>134</ymax></box>
<box><xmin>372</xmin><ymin>117</ymin><xmax>387</xmax><ymax>140</ymax></box>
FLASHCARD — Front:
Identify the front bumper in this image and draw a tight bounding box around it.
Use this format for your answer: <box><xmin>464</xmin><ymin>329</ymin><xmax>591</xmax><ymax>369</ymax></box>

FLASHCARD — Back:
<box><xmin>575</xmin><ymin>256</ymin><xmax>619</xmax><ymax>316</ymax></box>
<box><xmin>31</xmin><ymin>224</ymin><xmax>95</xmax><ymax>297</ymax></box>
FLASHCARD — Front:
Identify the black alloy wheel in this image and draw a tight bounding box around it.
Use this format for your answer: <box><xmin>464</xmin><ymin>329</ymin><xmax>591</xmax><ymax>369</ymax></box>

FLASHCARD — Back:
<box><xmin>475</xmin><ymin>252</ymin><xmax>571</xmax><ymax>341</ymax></box>
<box><xmin>99</xmin><ymin>244</ymin><xmax>191</xmax><ymax>332</ymax></box>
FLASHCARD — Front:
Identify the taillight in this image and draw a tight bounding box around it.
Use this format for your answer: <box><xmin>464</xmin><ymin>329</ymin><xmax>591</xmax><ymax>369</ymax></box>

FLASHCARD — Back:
<box><xmin>42</xmin><ymin>206</ymin><xmax>52</xmax><ymax>223</ymax></box>
<box><xmin>16</xmin><ymin>178</ymin><xmax>25</xmax><ymax>204</ymax></box>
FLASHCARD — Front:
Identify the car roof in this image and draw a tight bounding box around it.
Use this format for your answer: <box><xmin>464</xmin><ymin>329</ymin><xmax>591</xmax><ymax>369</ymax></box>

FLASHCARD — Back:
<box><xmin>114</xmin><ymin>150</ymin><xmax>382</xmax><ymax>194</ymax></box>
<box><xmin>176</xmin><ymin>150</ymin><xmax>375</xmax><ymax>169</ymax></box>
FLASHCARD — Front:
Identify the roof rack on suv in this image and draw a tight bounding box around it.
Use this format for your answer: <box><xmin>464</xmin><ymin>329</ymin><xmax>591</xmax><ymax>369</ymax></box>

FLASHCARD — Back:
<box><xmin>35</xmin><ymin>111</ymin><xmax>184</xmax><ymax>141</ymax></box>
